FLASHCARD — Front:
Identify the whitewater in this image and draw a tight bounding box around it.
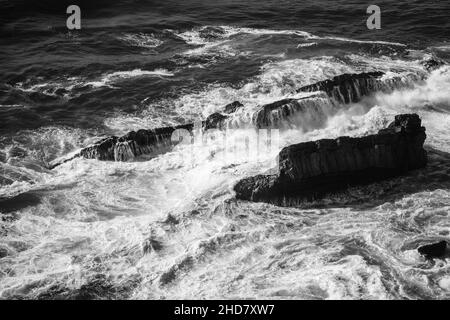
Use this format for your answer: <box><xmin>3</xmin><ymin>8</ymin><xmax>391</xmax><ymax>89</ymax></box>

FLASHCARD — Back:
<box><xmin>1</xmin><ymin>23</ymin><xmax>450</xmax><ymax>299</ymax></box>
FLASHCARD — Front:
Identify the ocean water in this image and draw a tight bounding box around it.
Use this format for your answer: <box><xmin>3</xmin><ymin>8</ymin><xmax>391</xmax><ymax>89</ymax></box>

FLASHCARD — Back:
<box><xmin>0</xmin><ymin>0</ymin><xmax>450</xmax><ymax>299</ymax></box>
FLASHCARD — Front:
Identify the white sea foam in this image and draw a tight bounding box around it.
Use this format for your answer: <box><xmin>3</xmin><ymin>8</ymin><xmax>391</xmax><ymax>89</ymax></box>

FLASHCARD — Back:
<box><xmin>170</xmin><ymin>26</ymin><xmax>311</xmax><ymax>63</ymax></box>
<box><xmin>104</xmin><ymin>56</ymin><xmax>358</xmax><ymax>133</ymax></box>
<box><xmin>171</xmin><ymin>25</ymin><xmax>406</xmax><ymax>61</ymax></box>
<box><xmin>2</xmin><ymin>94</ymin><xmax>449</xmax><ymax>299</ymax></box>
<box><xmin>104</xmin><ymin>54</ymin><xmax>427</xmax><ymax>134</ymax></box>
<box><xmin>171</xmin><ymin>26</ymin><xmax>311</xmax><ymax>46</ymax></box>
<box><xmin>86</xmin><ymin>69</ymin><xmax>174</xmax><ymax>88</ymax></box>
<box><xmin>297</xmin><ymin>42</ymin><xmax>318</xmax><ymax>48</ymax></box>
<box><xmin>12</xmin><ymin>69</ymin><xmax>174</xmax><ymax>95</ymax></box>
<box><xmin>2</xmin><ymin>44</ymin><xmax>449</xmax><ymax>299</ymax></box>
<box><xmin>432</xmin><ymin>45</ymin><xmax>450</xmax><ymax>52</ymax></box>
<box><xmin>13</xmin><ymin>79</ymin><xmax>82</xmax><ymax>98</ymax></box>
<box><xmin>305</xmin><ymin>34</ymin><xmax>406</xmax><ymax>47</ymax></box>
<box><xmin>119</xmin><ymin>33</ymin><xmax>163</xmax><ymax>48</ymax></box>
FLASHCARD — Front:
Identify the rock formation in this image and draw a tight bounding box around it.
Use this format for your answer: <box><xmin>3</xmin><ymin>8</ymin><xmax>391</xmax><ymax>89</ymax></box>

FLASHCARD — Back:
<box><xmin>234</xmin><ymin>114</ymin><xmax>427</xmax><ymax>205</ymax></box>
<box><xmin>224</xmin><ymin>101</ymin><xmax>244</xmax><ymax>114</ymax></box>
<box><xmin>297</xmin><ymin>71</ymin><xmax>385</xmax><ymax>104</ymax></box>
<box><xmin>418</xmin><ymin>241</ymin><xmax>447</xmax><ymax>259</ymax></box>
<box><xmin>49</xmin><ymin>67</ymin><xmax>436</xmax><ymax>169</ymax></box>
<box><xmin>252</xmin><ymin>94</ymin><xmax>335</xmax><ymax>129</ymax></box>
<box><xmin>49</xmin><ymin>101</ymin><xmax>244</xmax><ymax>168</ymax></box>
<box><xmin>252</xmin><ymin>71</ymin><xmax>423</xmax><ymax>129</ymax></box>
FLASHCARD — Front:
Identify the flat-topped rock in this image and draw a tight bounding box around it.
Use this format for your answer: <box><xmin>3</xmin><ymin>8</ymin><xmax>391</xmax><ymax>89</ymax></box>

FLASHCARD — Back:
<box><xmin>235</xmin><ymin>114</ymin><xmax>427</xmax><ymax>206</ymax></box>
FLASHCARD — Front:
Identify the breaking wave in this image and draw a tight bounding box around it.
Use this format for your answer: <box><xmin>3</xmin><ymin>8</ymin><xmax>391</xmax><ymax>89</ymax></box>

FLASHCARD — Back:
<box><xmin>119</xmin><ymin>33</ymin><xmax>164</xmax><ymax>49</ymax></box>
<box><xmin>86</xmin><ymin>69</ymin><xmax>175</xmax><ymax>88</ymax></box>
<box><xmin>1</xmin><ymin>17</ymin><xmax>449</xmax><ymax>300</ymax></box>
<box><xmin>10</xmin><ymin>69</ymin><xmax>175</xmax><ymax>99</ymax></box>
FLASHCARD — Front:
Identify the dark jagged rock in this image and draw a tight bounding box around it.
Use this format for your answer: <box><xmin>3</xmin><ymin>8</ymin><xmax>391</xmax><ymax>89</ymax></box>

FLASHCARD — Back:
<box><xmin>203</xmin><ymin>101</ymin><xmax>244</xmax><ymax>130</ymax></box>
<box><xmin>235</xmin><ymin>114</ymin><xmax>427</xmax><ymax>206</ymax></box>
<box><xmin>204</xmin><ymin>113</ymin><xmax>228</xmax><ymax>130</ymax></box>
<box><xmin>114</xmin><ymin>124</ymin><xmax>195</xmax><ymax>162</ymax></box>
<box><xmin>252</xmin><ymin>71</ymin><xmax>422</xmax><ymax>129</ymax></box>
<box><xmin>49</xmin><ymin>102</ymin><xmax>244</xmax><ymax>168</ymax></box>
<box><xmin>253</xmin><ymin>98</ymin><xmax>298</xmax><ymax>129</ymax></box>
<box><xmin>252</xmin><ymin>95</ymin><xmax>333</xmax><ymax>129</ymax></box>
<box><xmin>418</xmin><ymin>241</ymin><xmax>447</xmax><ymax>259</ymax></box>
<box><xmin>85</xmin><ymin>123</ymin><xmax>194</xmax><ymax>162</ymax></box>
<box><xmin>49</xmin><ymin>123</ymin><xmax>194</xmax><ymax>168</ymax></box>
<box><xmin>79</xmin><ymin>136</ymin><xmax>118</xmax><ymax>161</ymax></box>
<box><xmin>224</xmin><ymin>101</ymin><xmax>244</xmax><ymax>114</ymax></box>
<box><xmin>142</xmin><ymin>237</ymin><xmax>163</xmax><ymax>254</ymax></box>
<box><xmin>297</xmin><ymin>72</ymin><xmax>385</xmax><ymax>104</ymax></box>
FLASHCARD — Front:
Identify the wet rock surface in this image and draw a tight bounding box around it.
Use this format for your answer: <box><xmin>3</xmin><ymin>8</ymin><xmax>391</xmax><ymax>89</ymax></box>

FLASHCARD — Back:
<box><xmin>48</xmin><ymin>69</ymin><xmax>433</xmax><ymax>169</ymax></box>
<box><xmin>49</xmin><ymin>101</ymin><xmax>245</xmax><ymax>168</ymax></box>
<box><xmin>235</xmin><ymin>114</ymin><xmax>428</xmax><ymax>206</ymax></box>
<box><xmin>297</xmin><ymin>71</ymin><xmax>385</xmax><ymax>104</ymax></box>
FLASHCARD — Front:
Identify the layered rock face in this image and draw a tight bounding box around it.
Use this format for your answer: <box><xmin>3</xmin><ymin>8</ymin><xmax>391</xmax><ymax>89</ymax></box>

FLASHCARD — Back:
<box><xmin>297</xmin><ymin>72</ymin><xmax>385</xmax><ymax>104</ymax></box>
<box><xmin>252</xmin><ymin>71</ymin><xmax>422</xmax><ymax>129</ymax></box>
<box><xmin>234</xmin><ymin>114</ymin><xmax>427</xmax><ymax>205</ymax></box>
<box><xmin>252</xmin><ymin>94</ymin><xmax>335</xmax><ymax>129</ymax></box>
<box><xmin>49</xmin><ymin>101</ymin><xmax>244</xmax><ymax>168</ymax></box>
<box><xmin>79</xmin><ymin>123</ymin><xmax>194</xmax><ymax>162</ymax></box>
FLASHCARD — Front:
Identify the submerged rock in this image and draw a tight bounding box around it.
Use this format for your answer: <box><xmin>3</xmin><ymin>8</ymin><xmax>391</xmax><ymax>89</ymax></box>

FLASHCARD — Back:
<box><xmin>418</xmin><ymin>241</ymin><xmax>447</xmax><ymax>259</ymax></box>
<box><xmin>234</xmin><ymin>114</ymin><xmax>427</xmax><ymax>206</ymax></box>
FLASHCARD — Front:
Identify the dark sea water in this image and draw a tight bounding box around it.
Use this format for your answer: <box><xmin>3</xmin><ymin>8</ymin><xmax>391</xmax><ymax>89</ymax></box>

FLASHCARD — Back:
<box><xmin>0</xmin><ymin>0</ymin><xmax>449</xmax><ymax>299</ymax></box>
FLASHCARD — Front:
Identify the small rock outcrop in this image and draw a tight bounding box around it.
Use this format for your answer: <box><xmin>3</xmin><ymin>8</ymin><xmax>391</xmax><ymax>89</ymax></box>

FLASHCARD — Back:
<box><xmin>49</xmin><ymin>101</ymin><xmax>244</xmax><ymax>168</ymax></box>
<box><xmin>252</xmin><ymin>94</ymin><xmax>334</xmax><ymax>129</ymax></box>
<box><xmin>234</xmin><ymin>114</ymin><xmax>427</xmax><ymax>206</ymax></box>
<box><xmin>224</xmin><ymin>101</ymin><xmax>244</xmax><ymax>114</ymax></box>
<box><xmin>418</xmin><ymin>241</ymin><xmax>447</xmax><ymax>259</ymax></box>
<box><xmin>297</xmin><ymin>72</ymin><xmax>385</xmax><ymax>104</ymax></box>
<box><xmin>420</xmin><ymin>57</ymin><xmax>445</xmax><ymax>72</ymax></box>
<box><xmin>82</xmin><ymin>124</ymin><xmax>195</xmax><ymax>162</ymax></box>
